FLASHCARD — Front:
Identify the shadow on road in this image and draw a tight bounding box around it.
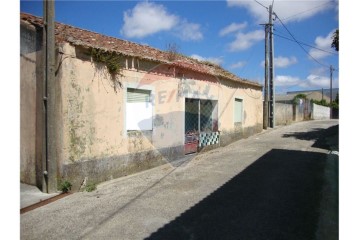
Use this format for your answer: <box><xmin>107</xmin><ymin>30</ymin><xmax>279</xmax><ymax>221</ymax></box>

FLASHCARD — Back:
<box><xmin>146</xmin><ymin>149</ymin><xmax>327</xmax><ymax>240</ymax></box>
<box><xmin>282</xmin><ymin>124</ymin><xmax>339</xmax><ymax>151</ymax></box>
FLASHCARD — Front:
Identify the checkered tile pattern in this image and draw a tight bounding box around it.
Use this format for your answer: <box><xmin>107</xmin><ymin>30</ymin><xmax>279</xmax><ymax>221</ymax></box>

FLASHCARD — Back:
<box><xmin>199</xmin><ymin>132</ymin><xmax>220</xmax><ymax>147</ymax></box>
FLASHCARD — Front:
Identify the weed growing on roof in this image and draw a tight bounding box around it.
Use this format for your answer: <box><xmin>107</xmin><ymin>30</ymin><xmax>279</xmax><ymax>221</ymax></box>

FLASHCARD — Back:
<box><xmin>89</xmin><ymin>47</ymin><xmax>124</xmax><ymax>92</ymax></box>
<box><xmin>89</xmin><ymin>48</ymin><xmax>124</xmax><ymax>77</ymax></box>
<box><xmin>165</xmin><ymin>42</ymin><xmax>180</xmax><ymax>61</ymax></box>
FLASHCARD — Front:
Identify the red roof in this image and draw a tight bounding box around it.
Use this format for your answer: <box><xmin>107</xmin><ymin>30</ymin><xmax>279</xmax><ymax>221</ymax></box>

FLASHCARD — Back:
<box><xmin>20</xmin><ymin>12</ymin><xmax>262</xmax><ymax>88</ymax></box>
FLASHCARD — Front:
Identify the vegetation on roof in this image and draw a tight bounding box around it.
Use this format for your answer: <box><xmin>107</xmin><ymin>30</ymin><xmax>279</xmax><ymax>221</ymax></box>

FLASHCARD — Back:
<box><xmin>21</xmin><ymin>12</ymin><xmax>262</xmax><ymax>88</ymax></box>
<box><xmin>89</xmin><ymin>48</ymin><xmax>123</xmax><ymax>77</ymax></box>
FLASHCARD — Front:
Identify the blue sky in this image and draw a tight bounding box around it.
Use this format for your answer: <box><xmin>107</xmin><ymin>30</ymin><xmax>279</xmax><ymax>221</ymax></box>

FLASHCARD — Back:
<box><xmin>20</xmin><ymin>0</ymin><xmax>339</xmax><ymax>94</ymax></box>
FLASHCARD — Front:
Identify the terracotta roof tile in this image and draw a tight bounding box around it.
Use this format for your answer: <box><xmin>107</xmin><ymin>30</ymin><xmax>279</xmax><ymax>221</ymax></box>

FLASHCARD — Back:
<box><xmin>20</xmin><ymin>12</ymin><xmax>262</xmax><ymax>88</ymax></box>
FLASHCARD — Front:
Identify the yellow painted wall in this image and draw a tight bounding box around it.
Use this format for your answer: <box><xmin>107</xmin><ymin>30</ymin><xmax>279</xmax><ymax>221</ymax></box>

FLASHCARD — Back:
<box><xmin>20</xmin><ymin>23</ymin><xmax>39</xmax><ymax>185</ymax></box>
<box><xmin>59</xmin><ymin>43</ymin><xmax>263</xmax><ymax>165</ymax></box>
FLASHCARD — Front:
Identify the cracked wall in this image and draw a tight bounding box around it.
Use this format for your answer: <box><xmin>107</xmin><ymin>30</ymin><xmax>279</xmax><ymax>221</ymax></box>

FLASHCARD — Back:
<box><xmin>57</xmin><ymin>43</ymin><xmax>263</xmax><ymax>189</ymax></box>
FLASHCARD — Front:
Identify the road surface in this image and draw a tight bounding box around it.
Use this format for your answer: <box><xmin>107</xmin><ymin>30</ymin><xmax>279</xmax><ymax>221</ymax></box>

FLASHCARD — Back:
<box><xmin>21</xmin><ymin>120</ymin><xmax>338</xmax><ymax>240</ymax></box>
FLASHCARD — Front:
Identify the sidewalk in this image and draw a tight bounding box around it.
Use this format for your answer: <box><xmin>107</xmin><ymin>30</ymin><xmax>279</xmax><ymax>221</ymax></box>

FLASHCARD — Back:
<box><xmin>21</xmin><ymin>120</ymin><xmax>338</xmax><ymax>240</ymax></box>
<box><xmin>19</xmin><ymin>128</ymin><xmax>275</xmax><ymax>212</ymax></box>
<box><xmin>20</xmin><ymin>153</ymin><xmax>196</xmax><ymax>211</ymax></box>
<box><xmin>20</xmin><ymin>183</ymin><xmax>60</xmax><ymax>209</ymax></box>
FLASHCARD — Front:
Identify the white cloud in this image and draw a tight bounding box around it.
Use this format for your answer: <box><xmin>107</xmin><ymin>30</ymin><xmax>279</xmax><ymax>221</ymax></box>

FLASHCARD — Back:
<box><xmin>309</xmin><ymin>29</ymin><xmax>336</xmax><ymax>59</ymax></box>
<box><xmin>308</xmin><ymin>67</ymin><xmax>339</xmax><ymax>89</ymax></box>
<box><xmin>307</xmin><ymin>74</ymin><xmax>330</xmax><ymax>88</ymax></box>
<box><xmin>230</xmin><ymin>61</ymin><xmax>246</xmax><ymax>69</ymax></box>
<box><xmin>121</xmin><ymin>2</ymin><xmax>203</xmax><ymax>41</ymax></box>
<box><xmin>261</xmin><ymin>56</ymin><xmax>297</xmax><ymax>68</ymax></box>
<box><xmin>219</xmin><ymin>22</ymin><xmax>247</xmax><ymax>36</ymax></box>
<box><xmin>121</xmin><ymin>2</ymin><xmax>178</xmax><ymax>38</ymax></box>
<box><xmin>275</xmin><ymin>75</ymin><xmax>301</xmax><ymax>87</ymax></box>
<box><xmin>229</xmin><ymin>30</ymin><xmax>264</xmax><ymax>51</ymax></box>
<box><xmin>191</xmin><ymin>54</ymin><xmax>223</xmax><ymax>65</ymax></box>
<box><xmin>275</xmin><ymin>73</ymin><xmax>332</xmax><ymax>88</ymax></box>
<box><xmin>176</xmin><ymin>21</ymin><xmax>203</xmax><ymax>41</ymax></box>
<box><xmin>227</xmin><ymin>0</ymin><xmax>335</xmax><ymax>23</ymax></box>
<box><xmin>310</xmin><ymin>67</ymin><xmax>327</xmax><ymax>75</ymax></box>
<box><xmin>275</xmin><ymin>56</ymin><xmax>298</xmax><ymax>68</ymax></box>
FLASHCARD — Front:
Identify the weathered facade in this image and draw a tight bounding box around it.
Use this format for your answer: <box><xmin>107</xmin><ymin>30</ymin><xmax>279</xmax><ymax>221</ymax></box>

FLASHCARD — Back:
<box><xmin>20</xmin><ymin>13</ymin><xmax>263</xmax><ymax>191</ymax></box>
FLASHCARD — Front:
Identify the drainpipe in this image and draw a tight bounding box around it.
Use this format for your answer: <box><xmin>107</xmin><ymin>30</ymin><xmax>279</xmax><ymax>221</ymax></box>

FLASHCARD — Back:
<box><xmin>42</xmin><ymin>0</ymin><xmax>57</xmax><ymax>193</ymax></box>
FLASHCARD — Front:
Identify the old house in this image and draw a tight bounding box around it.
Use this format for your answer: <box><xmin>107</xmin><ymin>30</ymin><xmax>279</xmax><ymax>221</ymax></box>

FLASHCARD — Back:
<box><xmin>20</xmin><ymin>13</ymin><xmax>263</xmax><ymax>192</ymax></box>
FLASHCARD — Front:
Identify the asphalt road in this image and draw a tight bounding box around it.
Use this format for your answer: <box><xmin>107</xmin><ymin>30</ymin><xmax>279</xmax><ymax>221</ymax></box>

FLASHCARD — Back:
<box><xmin>21</xmin><ymin>120</ymin><xmax>338</xmax><ymax>240</ymax></box>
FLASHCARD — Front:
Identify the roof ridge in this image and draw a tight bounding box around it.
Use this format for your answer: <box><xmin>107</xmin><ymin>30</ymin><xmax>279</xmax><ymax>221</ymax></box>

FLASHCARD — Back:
<box><xmin>20</xmin><ymin>12</ymin><xmax>167</xmax><ymax>54</ymax></box>
<box><xmin>20</xmin><ymin>12</ymin><xmax>262</xmax><ymax>88</ymax></box>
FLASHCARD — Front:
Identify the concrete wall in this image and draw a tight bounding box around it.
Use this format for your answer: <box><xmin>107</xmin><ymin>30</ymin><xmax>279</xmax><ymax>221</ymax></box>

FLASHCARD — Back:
<box><xmin>20</xmin><ymin>22</ymin><xmax>43</xmax><ymax>186</ymax></box>
<box><xmin>275</xmin><ymin>103</ymin><xmax>293</xmax><ymax>126</ymax></box>
<box><xmin>274</xmin><ymin>101</ymin><xmax>330</xmax><ymax>125</ymax></box>
<box><xmin>56</xmin><ymin>43</ymin><xmax>263</xmax><ymax>189</ymax></box>
<box><xmin>312</xmin><ymin>103</ymin><xmax>330</xmax><ymax>120</ymax></box>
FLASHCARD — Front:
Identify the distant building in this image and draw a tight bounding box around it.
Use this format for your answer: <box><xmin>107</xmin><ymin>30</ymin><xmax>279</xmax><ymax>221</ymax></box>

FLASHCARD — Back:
<box><xmin>276</xmin><ymin>88</ymin><xmax>337</xmax><ymax>104</ymax></box>
<box><xmin>287</xmin><ymin>88</ymin><xmax>338</xmax><ymax>102</ymax></box>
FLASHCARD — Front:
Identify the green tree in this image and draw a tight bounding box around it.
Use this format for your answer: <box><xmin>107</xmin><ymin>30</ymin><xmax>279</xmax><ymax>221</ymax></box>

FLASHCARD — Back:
<box><xmin>292</xmin><ymin>93</ymin><xmax>307</xmax><ymax>104</ymax></box>
<box><xmin>312</xmin><ymin>99</ymin><xmax>329</xmax><ymax>107</ymax></box>
<box><xmin>334</xmin><ymin>92</ymin><xmax>339</xmax><ymax>104</ymax></box>
<box><xmin>331</xmin><ymin>29</ymin><xmax>339</xmax><ymax>51</ymax></box>
<box><xmin>331</xmin><ymin>92</ymin><xmax>339</xmax><ymax>109</ymax></box>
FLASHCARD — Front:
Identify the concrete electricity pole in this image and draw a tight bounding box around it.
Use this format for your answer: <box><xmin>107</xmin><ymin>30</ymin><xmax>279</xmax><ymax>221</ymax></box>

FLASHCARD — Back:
<box><xmin>43</xmin><ymin>0</ymin><xmax>58</xmax><ymax>193</ymax></box>
<box><xmin>263</xmin><ymin>4</ymin><xmax>275</xmax><ymax>129</ymax></box>
<box><xmin>330</xmin><ymin>65</ymin><xmax>334</xmax><ymax>119</ymax></box>
<box><xmin>263</xmin><ymin>24</ymin><xmax>269</xmax><ymax>129</ymax></box>
<box><xmin>268</xmin><ymin>5</ymin><xmax>275</xmax><ymax>128</ymax></box>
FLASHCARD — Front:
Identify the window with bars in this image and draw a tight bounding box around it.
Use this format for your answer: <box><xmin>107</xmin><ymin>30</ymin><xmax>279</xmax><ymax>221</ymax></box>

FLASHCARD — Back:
<box><xmin>126</xmin><ymin>88</ymin><xmax>153</xmax><ymax>131</ymax></box>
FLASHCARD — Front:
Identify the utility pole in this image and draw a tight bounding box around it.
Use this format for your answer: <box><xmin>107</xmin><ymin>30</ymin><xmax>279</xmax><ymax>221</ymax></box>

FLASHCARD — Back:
<box><xmin>268</xmin><ymin>5</ymin><xmax>275</xmax><ymax>128</ymax></box>
<box><xmin>263</xmin><ymin>23</ymin><xmax>269</xmax><ymax>129</ymax></box>
<box><xmin>263</xmin><ymin>5</ymin><xmax>275</xmax><ymax>129</ymax></box>
<box><xmin>43</xmin><ymin>0</ymin><xmax>57</xmax><ymax>193</ymax></box>
<box><xmin>330</xmin><ymin>65</ymin><xmax>334</xmax><ymax>119</ymax></box>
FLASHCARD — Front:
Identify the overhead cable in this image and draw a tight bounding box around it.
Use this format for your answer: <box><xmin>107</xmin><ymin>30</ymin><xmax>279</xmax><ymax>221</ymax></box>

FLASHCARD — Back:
<box><xmin>273</xmin><ymin>32</ymin><xmax>338</xmax><ymax>55</ymax></box>
<box><xmin>274</xmin><ymin>13</ymin><xmax>331</xmax><ymax>68</ymax></box>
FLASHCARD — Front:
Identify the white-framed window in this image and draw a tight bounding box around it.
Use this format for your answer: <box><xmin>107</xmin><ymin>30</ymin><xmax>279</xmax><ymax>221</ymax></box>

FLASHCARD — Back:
<box><xmin>126</xmin><ymin>88</ymin><xmax>153</xmax><ymax>131</ymax></box>
<box><xmin>234</xmin><ymin>98</ymin><xmax>243</xmax><ymax>123</ymax></box>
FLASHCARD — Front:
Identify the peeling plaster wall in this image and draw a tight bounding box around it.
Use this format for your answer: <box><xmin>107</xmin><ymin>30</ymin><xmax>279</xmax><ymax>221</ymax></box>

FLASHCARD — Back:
<box><xmin>58</xmin><ymin>43</ymin><xmax>263</xmax><ymax>189</ymax></box>
<box><xmin>60</xmin><ymin>43</ymin><xmax>128</xmax><ymax>164</ymax></box>
<box><xmin>216</xmin><ymin>79</ymin><xmax>263</xmax><ymax>140</ymax></box>
<box><xmin>20</xmin><ymin>23</ymin><xmax>40</xmax><ymax>185</ymax></box>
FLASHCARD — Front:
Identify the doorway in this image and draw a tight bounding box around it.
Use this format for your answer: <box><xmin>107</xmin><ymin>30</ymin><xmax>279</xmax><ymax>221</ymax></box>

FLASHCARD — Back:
<box><xmin>184</xmin><ymin>98</ymin><xmax>218</xmax><ymax>154</ymax></box>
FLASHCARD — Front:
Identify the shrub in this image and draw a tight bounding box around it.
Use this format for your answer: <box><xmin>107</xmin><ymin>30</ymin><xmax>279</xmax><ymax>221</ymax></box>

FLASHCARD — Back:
<box><xmin>85</xmin><ymin>183</ymin><xmax>97</xmax><ymax>192</ymax></box>
<box><xmin>59</xmin><ymin>180</ymin><xmax>72</xmax><ymax>193</ymax></box>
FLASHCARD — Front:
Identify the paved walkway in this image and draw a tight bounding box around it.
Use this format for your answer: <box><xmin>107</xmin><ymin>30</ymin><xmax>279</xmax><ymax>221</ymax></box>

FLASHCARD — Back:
<box><xmin>20</xmin><ymin>183</ymin><xmax>60</xmax><ymax>209</ymax></box>
<box><xmin>20</xmin><ymin>120</ymin><xmax>338</xmax><ymax>240</ymax></box>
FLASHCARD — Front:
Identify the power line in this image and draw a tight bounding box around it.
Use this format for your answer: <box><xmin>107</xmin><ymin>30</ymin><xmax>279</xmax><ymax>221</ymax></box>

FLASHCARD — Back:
<box><xmin>273</xmin><ymin>32</ymin><xmax>338</xmax><ymax>55</ymax></box>
<box><xmin>254</xmin><ymin>0</ymin><xmax>268</xmax><ymax>11</ymax></box>
<box><xmin>274</xmin><ymin>13</ymin><xmax>330</xmax><ymax>68</ymax></box>
<box><xmin>281</xmin><ymin>1</ymin><xmax>335</xmax><ymax>22</ymax></box>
